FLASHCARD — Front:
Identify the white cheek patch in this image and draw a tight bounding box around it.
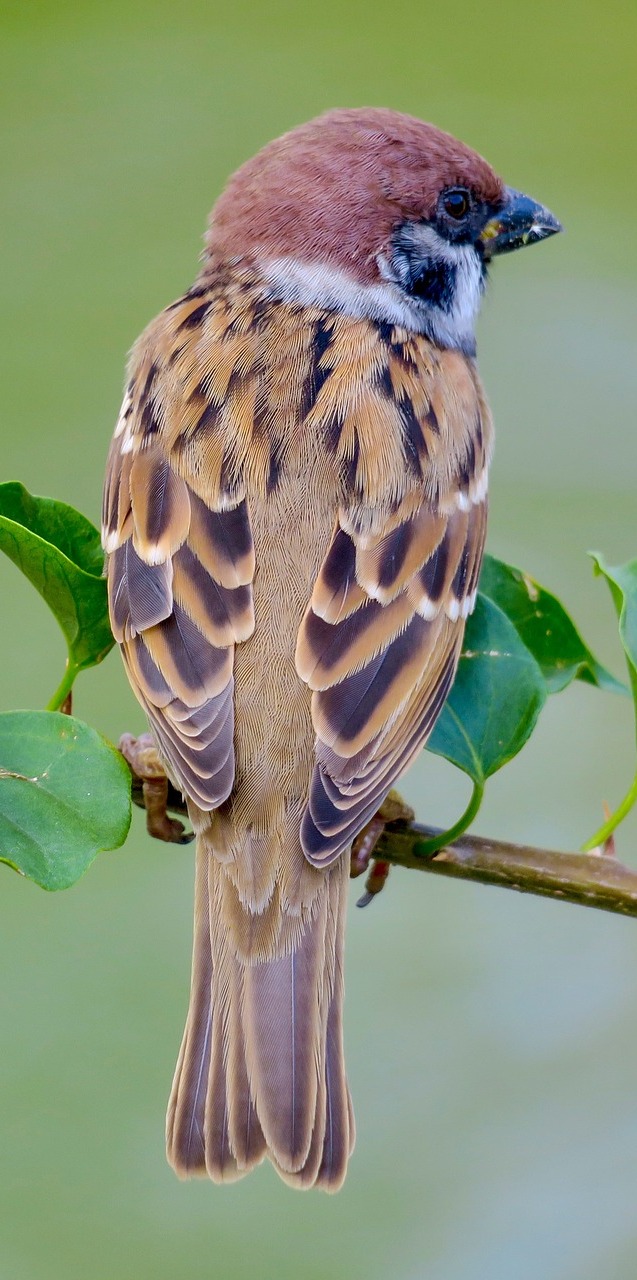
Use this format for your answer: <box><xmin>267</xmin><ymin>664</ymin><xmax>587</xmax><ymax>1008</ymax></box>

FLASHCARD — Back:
<box><xmin>384</xmin><ymin>223</ymin><xmax>485</xmax><ymax>353</ymax></box>
<box><xmin>450</xmin><ymin>246</ymin><xmax>485</xmax><ymax>340</ymax></box>
<box><xmin>260</xmin><ymin>256</ymin><xmax>437</xmax><ymax>334</ymax></box>
<box><xmin>260</xmin><ymin>228</ymin><xmax>485</xmax><ymax>355</ymax></box>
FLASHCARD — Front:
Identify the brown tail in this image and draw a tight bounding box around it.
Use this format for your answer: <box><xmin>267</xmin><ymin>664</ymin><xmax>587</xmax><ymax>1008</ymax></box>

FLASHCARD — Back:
<box><xmin>165</xmin><ymin>832</ymin><xmax>354</xmax><ymax>1191</ymax></box>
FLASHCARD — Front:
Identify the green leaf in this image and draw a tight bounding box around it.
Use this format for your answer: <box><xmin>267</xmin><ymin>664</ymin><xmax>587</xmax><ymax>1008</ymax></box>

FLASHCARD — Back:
<box><xmin>0</xmin><ymin>483</ymin><xmax>114</xmax><ymax>706</ymax></box>
<box><xmin>479</xmin><ymin>553</ymin><xmax>623</xmax><ymax>695</ymax></box>
<box><xmin>582</xmin><ymin>554</ymin><xmax>637</xmax><ymax>849</ymax></box>
<box><xmin>429</xmin><ymin>594</ymin><xmax>547</xmax><ymax>779</ymax></box>
<box><xmin>590</xmin><ymin>555</ymin><xmax>637</xmax><ymax>711</ymax></box>
<box><xmin>421</xmin><ymin>595</ymin><xmax>547</xmax><ymax>852</ymax></box>
<box><xmin>0</xmin><ymin>710</ymin><xmax>131</xmax><ymax>890</ymax></box>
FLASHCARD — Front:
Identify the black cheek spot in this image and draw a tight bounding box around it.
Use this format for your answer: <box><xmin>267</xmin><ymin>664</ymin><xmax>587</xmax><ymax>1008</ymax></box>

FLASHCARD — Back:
<box><xmin>410</xmin><ymin>261</ymin><xmax>457</xmax><ymax>312</ymax></box>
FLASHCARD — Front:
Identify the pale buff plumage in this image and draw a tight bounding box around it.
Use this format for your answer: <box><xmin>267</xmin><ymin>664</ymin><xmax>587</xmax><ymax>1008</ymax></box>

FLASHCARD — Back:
<box><xmin>102</xmin><ymin>108</ymin><xmax>558</xmax><ymax>1190</ymax></box>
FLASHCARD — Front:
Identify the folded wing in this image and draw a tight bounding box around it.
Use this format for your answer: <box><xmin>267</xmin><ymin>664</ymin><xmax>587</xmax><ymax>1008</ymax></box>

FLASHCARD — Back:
<box><xmin>296</xmin><ymin>331</ymin><xmax>490</xmax><ymax>866</ymax></box>
<box><xmin>102</xmin><ymin>303</ymin><xmax>257</xmax><ymax>809</ymax></box>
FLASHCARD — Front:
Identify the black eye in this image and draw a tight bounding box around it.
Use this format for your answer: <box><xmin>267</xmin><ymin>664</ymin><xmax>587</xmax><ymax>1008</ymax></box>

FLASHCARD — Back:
<box><xmin>442</xmin><ymin>187</ymin><xmax>471</xmax><ymax>220</ymax></box>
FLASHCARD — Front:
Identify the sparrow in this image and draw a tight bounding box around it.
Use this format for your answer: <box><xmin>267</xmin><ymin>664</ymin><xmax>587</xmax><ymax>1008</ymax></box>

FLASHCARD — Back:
<box><xmin>102</xmin><ymin>108</ymin><xmax>561</xmax><ymax>1191</ymax></box>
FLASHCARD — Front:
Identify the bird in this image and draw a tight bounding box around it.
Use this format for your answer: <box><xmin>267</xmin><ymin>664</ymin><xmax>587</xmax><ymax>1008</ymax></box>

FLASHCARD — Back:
<box><xmin>102</xmin><ymin>107</ymin><xmax>561</xmax><ymax>1191</ymax></box>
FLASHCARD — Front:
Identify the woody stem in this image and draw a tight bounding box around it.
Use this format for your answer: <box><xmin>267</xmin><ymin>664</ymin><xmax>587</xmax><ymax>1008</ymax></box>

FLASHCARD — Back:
<box><xmin>375</xmin><ymin>822</ymin><xmax>637</xmax><ymax>919</ymax></box>
<box><xmin>127</xmin><ymin>760</ymin><xmax>637</xmax><ymax>920</ymax></box>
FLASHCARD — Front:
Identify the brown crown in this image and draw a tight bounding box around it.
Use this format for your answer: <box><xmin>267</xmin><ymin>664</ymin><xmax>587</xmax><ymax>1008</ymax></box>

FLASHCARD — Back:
<box><xmin>203</xmin><ymin>108</ymin><xmax>504</xmax><ymax>285</ymax></box>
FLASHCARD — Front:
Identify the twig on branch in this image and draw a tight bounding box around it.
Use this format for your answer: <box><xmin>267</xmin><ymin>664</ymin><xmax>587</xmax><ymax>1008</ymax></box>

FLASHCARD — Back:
<box><xmin>123</xmin><ymin>737</ymin><xmax>637</xmax><ymax>921</ymax></box>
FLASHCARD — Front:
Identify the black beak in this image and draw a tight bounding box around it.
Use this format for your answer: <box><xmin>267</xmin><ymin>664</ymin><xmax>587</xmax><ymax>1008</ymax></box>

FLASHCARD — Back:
<box><xmin>479</xmin><ymin>185</ymin><xmax>563</xmax><ymax>258</ymax></box>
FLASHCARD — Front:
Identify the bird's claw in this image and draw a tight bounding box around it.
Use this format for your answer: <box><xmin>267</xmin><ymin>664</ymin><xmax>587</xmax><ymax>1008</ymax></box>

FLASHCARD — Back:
<box><xmin>119</xmin><ymin>732</ymin><xmax>194</xmax><ymax>845</ymax></box>
<box><xmin>350</xmin><ymin>790</ymin><xmax>415</xmax><ymax>907</ymax></box>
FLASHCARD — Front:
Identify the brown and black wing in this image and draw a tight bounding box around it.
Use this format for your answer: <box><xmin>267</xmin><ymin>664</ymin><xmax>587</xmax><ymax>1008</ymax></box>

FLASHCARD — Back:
<box><xmin>296</xmin><ymin>331</ymin><xmax>491</xmax><ymax>866</ymax></box>
<box><xmin>102</xmin><ymin>295</ymin><xmax>257</xmax><ymax>808</ymax></box>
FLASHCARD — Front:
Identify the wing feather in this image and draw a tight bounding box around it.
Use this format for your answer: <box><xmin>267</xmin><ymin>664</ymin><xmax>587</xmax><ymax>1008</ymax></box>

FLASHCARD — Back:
<box><xmin>109</xmin><ymin>540</ymin><xmax>173</xmax><ymax>641</ymax></box>
<box><xmin>103</xmin><ymin>306</ymin><xmax>257</xmax><ymax>810</ymax></box>
<box><xmin>129</xmin><ymin>446</ymin><xmax>191</xmax><ymax>564</ymax></box>
<box><xmin>296</xmin><ymin>328</ymin><xmax>491</xmax><ymax>868</ymax></box>
<box><xmin>355</xmin><ymin>505</ymin><xmax>447</xmax><ymax>602</ymax></box>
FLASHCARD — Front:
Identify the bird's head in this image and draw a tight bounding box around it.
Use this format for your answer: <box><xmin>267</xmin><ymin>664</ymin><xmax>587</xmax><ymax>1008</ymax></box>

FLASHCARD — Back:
<box><xmin>205</xmin><ymin>108</ymin><xmax>562</xmax><ymax>355</ymax></box>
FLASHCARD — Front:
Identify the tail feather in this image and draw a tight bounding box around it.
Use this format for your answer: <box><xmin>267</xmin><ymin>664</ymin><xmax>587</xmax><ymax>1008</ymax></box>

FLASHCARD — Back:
<box><xmin>166</xmin><ymin>831</ymin><xmax>354</xmax><ymax>1190</ymax></box>
<box><xmin>203</xmin><ymin>1019</ymin><xmax>243</xmax><ymax>1182</ymax></box>
<box><xmin>276</xmin><ymin>1067</ymin><xmax>327</xmax><ymax>1189</ymax></box>
<box><xmin>166</xmin><ymin>852</ymin><xmax>213</xmax><ymax>1176</ymax></box>
<box><xmin>275</xmin><ymin>873</ymin><xmax>354</xmax><ymax>1190</ymax></box>
<box><xmin>315</xmin><ymin>946</ymin><xmax>353</xmax><ymax>1191</ymax></box>
<box><xmin>223</xmin><ymin>949</ymin><xmax>267</xmax><ymax>1170</ymax></box>
<box><xmin>243</xmin><ymin>912</ymin><xmax>325</xmax><ymax>1172</ymax></box>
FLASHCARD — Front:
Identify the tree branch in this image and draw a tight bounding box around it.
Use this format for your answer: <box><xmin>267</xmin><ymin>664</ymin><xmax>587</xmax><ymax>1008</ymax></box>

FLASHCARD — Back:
<box><xmin>376</xmin><ymin>822</ymin><xmax>637</xmax><ymax>919</ymax></box>
<box><xmin>126</xmin><ymin>745</ymin><xmax>637</xmax><ymax>921</ymax></box>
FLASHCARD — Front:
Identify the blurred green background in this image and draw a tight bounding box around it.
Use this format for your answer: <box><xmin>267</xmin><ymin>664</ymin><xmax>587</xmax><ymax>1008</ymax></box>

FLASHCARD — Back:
<box><xmin>1</xmin><ymin>1</ymin><xmax>636</xmax><ymax>1277</ymax></box>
